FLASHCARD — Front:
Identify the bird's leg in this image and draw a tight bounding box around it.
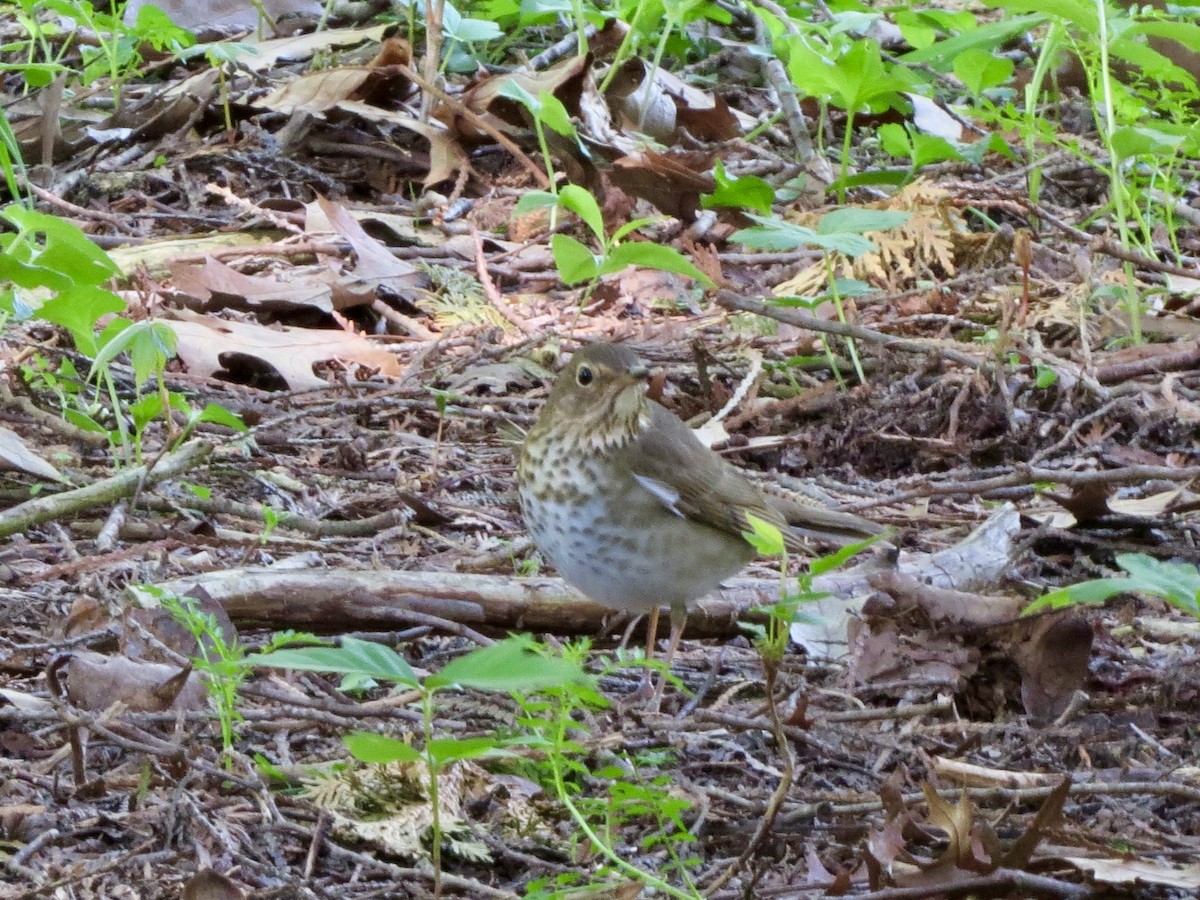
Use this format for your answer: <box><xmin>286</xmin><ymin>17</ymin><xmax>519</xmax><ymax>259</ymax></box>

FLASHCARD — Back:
<box><xmin>626</xmin><ymin>606</ymin><xmax>660</xmax><ymax>701</ymax></box>
<box><xmin>647</xmin><ymin>604</ymin><xmax>686</xmax><ymax>713</ymax></box>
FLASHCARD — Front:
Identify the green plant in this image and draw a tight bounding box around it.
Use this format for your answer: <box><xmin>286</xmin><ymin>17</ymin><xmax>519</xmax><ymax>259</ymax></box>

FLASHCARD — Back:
<box><xmin>1024</xmin><ymin>553</ymin><xmax>1200</xmax><ymax>620</ymax></box>
<box><xmin>784</xmin><ymin>34</ymin><xmax>919</xmax><ymax>200</ymax></box>
<box><xmin>179</xmin><ymin>42</ymin><xmax>254</xmax><ymax>133</ymax></box>
<box><xmin>511</xmin><ymin>645</ymin><xmax>702</xmax><ymax>899</ymax></box>
<box><xmin>930</xmin><ymin>0</ymin><xmax>1200</xmax><ymax>342</ymax></box>
<box><xmin>145</xmin><ymin>587</ymin><xmax>253</xmax><ymax>758</ymax></box>
<box><xmin>701</xmin><ymin>159</ymin><xmax>774</xmax><ymax>216</ymax></box>
<box><xmin>497</xmin><ymin>80</ymin><xmax>582</xmax><ymax>197</ymax></box>
<box><xmin>730</xmin><ymin>208</ymin><xmax>910</xmax><ymax>385</ymax></box>
<box><xmin>38</xmin><ymin>0</ymin><xmax>194</xmax><ymax>102</ymax></box>
<box><xmin>0</xmin><ymin>205</ymin><xmax>246</xmax><ymax>459</ymax></box>
<box><xmin>249</xmin><ymin>635</ymin><xmax>586</xmax><ymax>894</ymax></box>
<box><xmin>516</xmin><ymin>184</ymin><xmax>715</xmax><ymax>298</ymax></box>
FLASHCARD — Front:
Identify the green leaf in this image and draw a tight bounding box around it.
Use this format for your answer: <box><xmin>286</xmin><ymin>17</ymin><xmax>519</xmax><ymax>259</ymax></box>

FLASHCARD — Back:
<box><xmin>1034</xmin><ymin>365</ymin><xmax>1058</xmax><ymax>389</ymax></box>
<box><xmin>809</xmin><ymin>533</ymin><xmax>884</xmax><ymax>576</ymax></box>
<box><xmin>1</xmin><ymin>206</ymin><xmax>120</xmax><ymax>287</ymax></box>
<box><xmin>610</xmin><ymin>216</ymin><xmax>662</xmax><ymax>243</ymax></box>
<box><xmin>426</xmin><ymin>635</ymin><xmax>585</xmax><ymax>692</ymax></box>
<box><xmin>1115</xmin><ymin>553</ymin><xmax>1200</xmax><ymax>613</ymax></box>
<box><xmin>983</xmin><ymin>0</ymin><xmax>1095</xmax><ymax>31</ymax></box>
<box><xmin>514</xmin><ymin>190</ymin><xmax>560</xmax><ymax>216</ymax></box>
<box><xmin>901</xmin><ymin>15</ymin><xmax>1046</xmax><ymax>69</ymax></box>
<box><xmin>36</xmin><ymin>287</ymin><xmax>127</xmax><ymax>356</ymax></box>
<box><xmin>1022</xmin><ymin>554</ymin><xmax>1200</xmax><ymax>618</ymax></box>
<box><xmin>787</xmin><ymin>37</ymin><xmax>910</xmax><ymax>113</ymax></box>
<box><xmin>427</xmin><ymin>736</ymin><xmax>509</xmax><ymax>765</ymax></box>
<box><xmin>441</xmin><ymin>1</ymin><xmax>503</xmax><ymax>42</ymax></box>
<box><xmin>345</xmin><ymin>731</ymin><xmax>422</xmax><ymax>764</ymax></box>
<box><xmin>730</xmin><ymin>215</ymin><xmax>877</xmax><ymax>256</ymax></box>
<box><xmin>600</xmin><ymin>242</ymin><xmax>715</xmax><ymax>287</ymax></box>
<box><xmin>535</xmin><ymin>90</ymin><xmax>576</xmax><ymax>137</ymax></box>
<box><xmin>90</xmin><ymin>319</ymin><xmax>177</xmax><ymax>388</ymax></box>
<box><xmin>953</xmin><ymin>47</ymin><xmax>1014</xmax><ymax>95</ymax></box>
<box><xmin>557</xmin><ymin>185</ymin><xmax>605</xmax><ymax>242</ymax></box>
<box><xmin>197</xmin><ymin>403</ymin><xmax>249</xmax><ymax>432</ymax></box>
<box><xmin>551</xmin><ymin>234</ymin><xmax>599</xmax><ymax>284</ymax></box>
<box><xmin>701</xmin><ymin>159</ymin><xmax>775</xmax><ymax>215</ymax></box>
<box><xmin>1110</xmin><ymin>124</ymin><xmax>1188</xmax><ymax>159</ymax></box>
<box><xmin>129</xmin><ymin>394</ymin><xmax>164</xmax><ymax>432</ymax></box>
<box><xmin>818</xmin><ymin>208</ymin><xmax>911</xmax><ymax>235</ymax></box>
<box><xmin>742</xmin><ymin>513</ymin><xmax>786</xmax><ymax>557</ymax></box>
<box><xmin>247</xmin><ymin>637</ymin><xmax>420</xmax><ymax>686</ymax></box>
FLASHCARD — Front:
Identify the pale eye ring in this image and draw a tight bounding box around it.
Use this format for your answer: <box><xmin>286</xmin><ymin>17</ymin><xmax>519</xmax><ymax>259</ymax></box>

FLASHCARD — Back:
<box><xmin>576</xmin><ymin>366</ymin><xmax>594</xmax><ymax>386</ymax></box>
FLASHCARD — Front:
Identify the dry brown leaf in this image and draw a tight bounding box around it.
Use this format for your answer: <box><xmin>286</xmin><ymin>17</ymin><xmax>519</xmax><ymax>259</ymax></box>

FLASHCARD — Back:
<box><xmin>453</xmin><ymin>54</ymin><xmax>590</xmax><ymax>143</ymax></box>
<box><xmin>166</xmin><ymin>311</ymin><xmax>402</xmax><ymax>390</ymax></box>
<box><xmin>312</xmin><ymin>197</ymin><xmax>420</xmax><ymax>285</ymax></box>
<box><xmin>254</xmin><ymin>67</ymin><xmax>378</xmax><ymax>116</ymax></box>
<box><xmin>335</xmin><ymin>101</ymin><xmax>469</xmax><ymax>186</ymax></box>
<box><xmin>168</xmin><ymin>257</ymin><xmax>338</xmax><ymax>313</ymax></box>
<box><xmin>774</xmin><ymin>180</ymin><xmax>961</xmax><ymax>296</ymax></box>
<box><xmin>231</xmin><ymin>24</ymin><xmax>391</xmax><ymax>72</ymax></box>
<box><xmin>182</xmin><ymin>869</ymin><xmax>246</xmax><ymax>900</ymax></box>
<box><xmin>66</xmin><ymin>651</ymin><xmax>206</xmax><ymax>713</ymax></box>
<box><xmin>0</xmin><ymin>426</ymin><xmax>65</xmax><ymax>481</ymax></box>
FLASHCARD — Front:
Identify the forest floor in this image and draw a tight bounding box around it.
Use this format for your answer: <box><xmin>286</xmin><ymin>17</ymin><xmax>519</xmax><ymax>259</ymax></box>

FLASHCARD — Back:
<box><xmin>1</xmin><ymin>4</ymin><xmax>1200</xmax><ymax>899</ymax></box>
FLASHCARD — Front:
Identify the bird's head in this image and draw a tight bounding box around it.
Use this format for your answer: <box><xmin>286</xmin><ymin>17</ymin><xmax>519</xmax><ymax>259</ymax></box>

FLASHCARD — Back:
<box><xmin>536</xmin><ymin>343</ymin><xmax>652</xmax><ymax>449</ymax></box>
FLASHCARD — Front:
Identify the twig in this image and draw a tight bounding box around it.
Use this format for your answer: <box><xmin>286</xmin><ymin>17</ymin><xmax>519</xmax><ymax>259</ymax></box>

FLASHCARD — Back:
<box><xmin>397</xmin><ymin>64</ymin><xmax>550</xmax><ymax>190</ymax></box>
<box><xmin>0</xmin><ymin>440</ymin><xmax>213</xmax><ymax>538</ymax></box>
<box><xmin>715</xmin><ymin>290</ymin><xmax>985</xmax><ymax>371</ymax></box>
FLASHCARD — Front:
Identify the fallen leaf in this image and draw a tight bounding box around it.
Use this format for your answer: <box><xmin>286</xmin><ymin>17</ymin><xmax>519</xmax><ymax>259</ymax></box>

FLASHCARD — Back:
<box><xmin>0</xmin><ymin>426</ymin><xmax>66</xmax><ymax>481</ymax></box>
<box><xmin>166</xmin><ymin>311</ymin><xmax>402</xmax><ymax>390</ymax></box>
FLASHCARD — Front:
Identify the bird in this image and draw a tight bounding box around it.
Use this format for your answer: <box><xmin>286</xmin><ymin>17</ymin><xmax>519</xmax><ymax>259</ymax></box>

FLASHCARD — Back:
<box><xmin>517</xmin><ymin>342</ymin><xmax>885</xmax><ymax>707</ymax></box>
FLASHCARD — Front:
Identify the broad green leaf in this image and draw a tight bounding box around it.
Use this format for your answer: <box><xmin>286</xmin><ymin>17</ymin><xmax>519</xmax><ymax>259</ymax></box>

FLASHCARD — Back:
<box><xmin>535</xmin><ymin>90</ymin><xmax>576</xmax><ymax>137</ymax></box>
<box><xmin>953</xmin><ymin>47</ymin><xmax>1014</xmax><ymax>95</ymax></box>
<box><xmin>901</xmin><ymin>15</ymin><xmax>1045</xmax><ymax>68</ymax></box>
<box><xmin>427</xmin><ymin>736</ymin><xmax>509</xmax><ymax>765</ymax></box>
<box><xmin>1109</xmin><ymin>35</ymin><xmax>1199</xmax><ymax>87</ymax></box>
<box><xmin>702</xmin><ymin>159</ymin><xmax>775</xmax><ymax>215</ymax></box>
<box><xmin>129</xmin><ymin>394</ymin><xmax>164</xmax><ymax>432</ymax></box>
<box><xmin>345</xmin><ymin>731</ymin><xmax>422</xmax><ymax>764</ymax></box>
<box><xmin>600</xmin><ymin>242</ymin><xmax>715</xmax><ymax>286</ymax></box>
<box><xmin>551</xmin><ymin>234</ymin><xmax>599</xmax><ymax>284</ymax></box>
<box><xmin>197</xmin><ymin>403</ymin><xmax>249</xmax><ymax>432</ymax></box>
<box><xmin>731</xmin><ymin>215</ymin><xmax>877</xmax><ymax>256</ymax></box>
<box><xmin>1023</xmin><ymin>554</ymin><xmax>1200</xmax><ymax>618</ymax></box>
<box><xmin>247</xmin><ymin>637</ymin><xmax>420</xmax><ymax>686</ymax></box>
<box><xmin>427</xmin><ymin>635</ymin><xmax>585</xmax><ymax>692</ymax></box>
<box><xmin>498</xmin><ymin>78</ymin><xmax>540</xmax><ymax>113</ymax></box>
<box><xmin>37</xmin><ymin>287</ymin><xmax>126</xmax><ymax>356</ymax></box>
<box><xmin>1</xmin><ymin>206</ymin><xmax>120</xmax><ymax>287</ymax></box>
<box><xmin>818</xmin><ymin>209</ymin><xmax>911</xmax><ymax>235</ymax></box>
<box><xmin>810</xmin><ymin>534</ymin><xmax>884</xmax><ymax>576</ymax></box>
<box><xmin>984</xmin><ymin>0</ymin><xmax>1094</xmax><ymax>31</ymax></box>
<box><xmin>557</xmin><ymin>185</ymin><xmax>605</xmax><ymax>242</ymax></box>
<box><xmin>514</xmin><ymin>190</ymin><xmax>560</xmax><ymax>216</ymax></box>
<box><xmin>610</xmin><ymin>216</ymin><xmax>662</xmax><ymax>243</ymax></box>
<box><xmin>441</xmin><ymin>1</ymin><xmax>503</xmax><ymax>42</ymax></box>
<box><xmin>1110</xmin><ymin>125</ymin><xmax>1187</xmax><ymax>158</ymax></box>
<box><xmin>742</xmin><ymin>513</ymin><xmax>786</xmax><ymax>556</ymax></box>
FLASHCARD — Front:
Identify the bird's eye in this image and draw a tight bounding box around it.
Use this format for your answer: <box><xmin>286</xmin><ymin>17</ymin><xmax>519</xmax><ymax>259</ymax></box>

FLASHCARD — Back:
<box><xmin>576</xmin><ymin>366</ymin><xmax>594</xmax><ymax>386</ymax></box>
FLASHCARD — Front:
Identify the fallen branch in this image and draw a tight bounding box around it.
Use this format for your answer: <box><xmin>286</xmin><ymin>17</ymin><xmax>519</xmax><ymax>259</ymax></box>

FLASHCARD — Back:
<box><xmin>715</xmin><ymin>290</ymin><xmax>985</xmax><ymax>370</ymax></box>
<box><xmin>0</xmin><ymin>440</ymin><xmax>213</xmax><ymax>539</ymax></box>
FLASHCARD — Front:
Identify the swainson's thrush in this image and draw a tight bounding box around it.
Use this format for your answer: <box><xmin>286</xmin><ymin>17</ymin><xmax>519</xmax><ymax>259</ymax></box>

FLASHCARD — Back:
<box><xmin>518</xmin><ymin>343</ymin><xmax>884</xmax><ymax>704</ymax></box>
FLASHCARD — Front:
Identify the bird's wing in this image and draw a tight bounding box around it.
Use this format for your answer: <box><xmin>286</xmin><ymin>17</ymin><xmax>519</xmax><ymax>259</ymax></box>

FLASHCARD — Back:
<box><xmin>628</xmin><ymin>403</ymin><xmax>884</xmax><ymax>550</ymax></box>
<box><xmin>625</xmin><ymin>404</ymin><xmax>791</xmax><ymax>540</ymax></box>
